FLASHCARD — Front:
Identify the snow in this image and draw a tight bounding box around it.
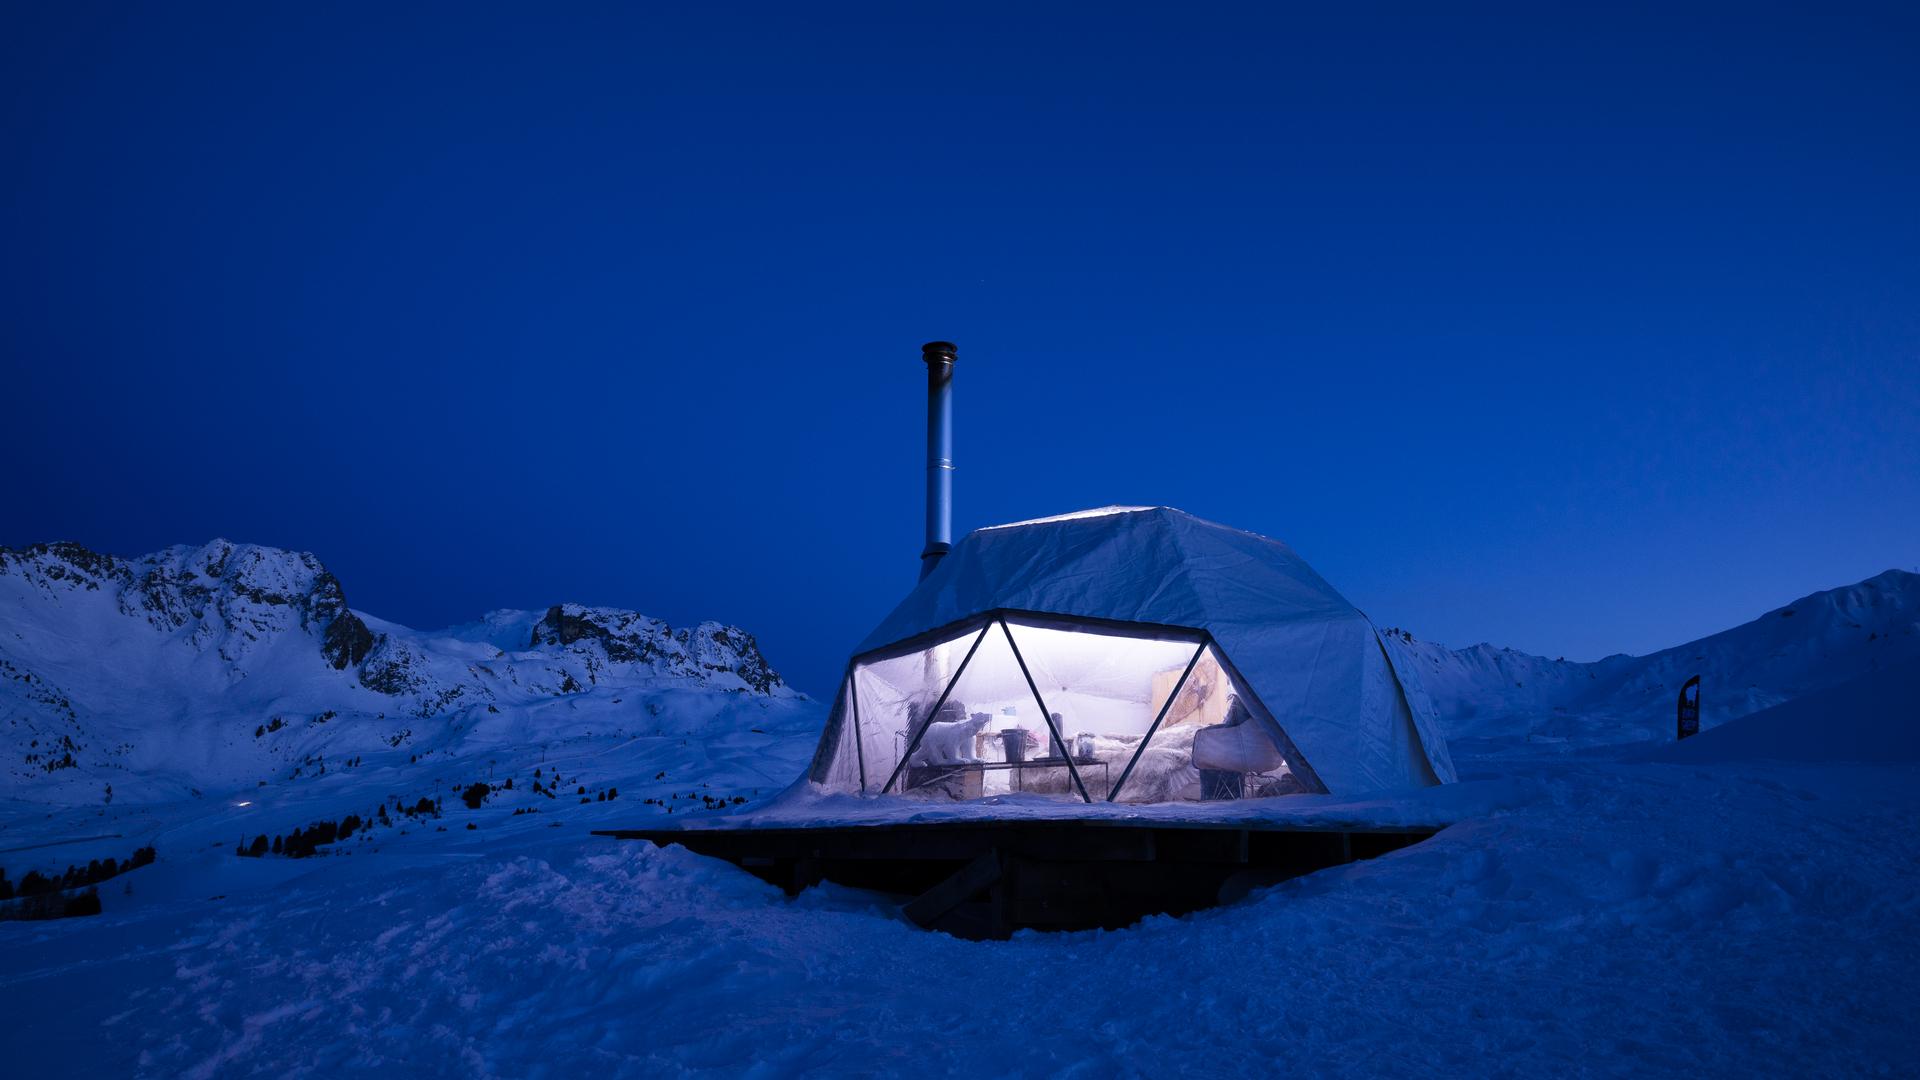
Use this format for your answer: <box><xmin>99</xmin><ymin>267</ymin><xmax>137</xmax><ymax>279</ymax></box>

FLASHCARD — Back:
<box><xmin>3</xmin><ymin>543</ymin><xmax>1918</xmax><ymax>1075</ymax></box>
<box><xmin>5</xmin><ymin>752</ymin><xmax>1915</xmax><ymax>1076</ymax></box>
<box><xmin>735</xmin><ymin>775</ymin><xmax>1519</xmax><ymax>831</ymax></box>
<box><xmin>978</xmin><ymin>505</ymin><xmax>1161</xmax><ymax>530</ymax></box>
<box><xmin>1648</xmin><ymin>664</ymin><xmax>1920</xmax><ymax>766</ymax></box>
<box><xmin>1389</xmin><ymin>568</ymin><xmax>1920</xmax><ymax>755</ymax></box>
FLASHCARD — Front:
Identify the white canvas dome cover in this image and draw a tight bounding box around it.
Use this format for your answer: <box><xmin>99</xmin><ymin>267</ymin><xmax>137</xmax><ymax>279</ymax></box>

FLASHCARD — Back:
<box><xmin>807</xmin><ymin>506</ymin><xmax>1456</xmax><ymax>798</ymax></box>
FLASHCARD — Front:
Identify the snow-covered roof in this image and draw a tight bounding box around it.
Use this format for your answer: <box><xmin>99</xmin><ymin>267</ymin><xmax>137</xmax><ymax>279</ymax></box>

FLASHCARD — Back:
<box><xmin>821</xmin><ymin>506</ymin><xmax>1457</xmax><ymax>795</ymax></box>
<box><xmin>858</xmin><ymin>507</ymin><xmax>1354</xmax><ymax>654</ymax></box>
<box><xmin>975</xmin><ymin>505</ymin><xmax>1161</xmax><ymax>531</ymax></box>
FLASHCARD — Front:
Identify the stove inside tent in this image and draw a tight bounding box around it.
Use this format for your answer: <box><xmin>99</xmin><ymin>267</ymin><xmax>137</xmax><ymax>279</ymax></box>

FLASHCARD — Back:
<box><xmin>599</xmin><ymin>345</ymin><xmax>1456</xmax><ymax>938</ymax></box>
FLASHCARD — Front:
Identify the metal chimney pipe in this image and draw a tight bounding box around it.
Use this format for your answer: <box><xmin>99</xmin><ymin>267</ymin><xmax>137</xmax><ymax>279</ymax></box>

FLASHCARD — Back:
<box><xmin>919</xmin><ymin>341</ymin><xmax>957</xmax><ymax>580</ymax></box>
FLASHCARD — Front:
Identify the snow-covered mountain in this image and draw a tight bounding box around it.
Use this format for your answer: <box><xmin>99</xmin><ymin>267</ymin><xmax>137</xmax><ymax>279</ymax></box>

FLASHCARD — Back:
<box><xmin>0</xmin><ymin>539</ymin><xmax>796</xmax><ymax>804</ymax></box>
<box><xmin>1385</xmin><ymin>568</ymin><xmax>1920</xmax><ymax>752</ymax></box>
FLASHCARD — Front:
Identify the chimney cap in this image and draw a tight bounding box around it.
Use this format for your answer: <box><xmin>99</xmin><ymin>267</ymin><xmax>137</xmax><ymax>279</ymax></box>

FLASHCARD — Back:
<box><xmin>921</xmin><ymin>341</ymin><xmax>957</xmax><ymax>361</ymax></box>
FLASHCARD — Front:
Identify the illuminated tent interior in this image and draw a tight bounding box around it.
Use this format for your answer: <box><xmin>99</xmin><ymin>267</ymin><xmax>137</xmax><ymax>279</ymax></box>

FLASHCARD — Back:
<box><xmin>807</xmin><ymin>506</ymin><xmax>1456</xmax><ymax>805</ymax></box>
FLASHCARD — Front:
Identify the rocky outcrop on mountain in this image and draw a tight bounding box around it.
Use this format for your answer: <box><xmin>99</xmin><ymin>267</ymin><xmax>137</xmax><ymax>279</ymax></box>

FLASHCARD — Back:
<box><xmin>0</xmin><ymin>541</ymin><xmax>133</xmax><ymax>595</ymax></box>
<box><xmin>677</xmin><ymin>622</ymin><xmax>783</xmax><ymax>694</ymax></box>
<box><xmin>0</xmin><ymin>539</ymin><xmax>796</xmax><ymax>802</ymax></box>
<box><xmin>529</xmin><ymin>605</ymin><xmax>784</xmax><ymax>694</ymax></box>
<box><xmin>358</xmin><ymin>634</ymin><xmax>434</xmax><ymax>697</ymax></box>
<box><xmin>3</xmin><ymin>539</ymin><xmax>377</xmax><ymax>671</ymax></box>
<box><xmin>321</xmin><ymin>609</ymin><xmax>377</xmax><ymax>670</ymax></box>
<box><xmin>531</xmin><ymin>605</ymin><xmax>677</xmax><ymax>663</ymax></box>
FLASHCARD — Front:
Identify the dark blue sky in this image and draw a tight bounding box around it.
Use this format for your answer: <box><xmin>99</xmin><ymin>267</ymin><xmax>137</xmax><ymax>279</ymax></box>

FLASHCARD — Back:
<box><xmin>4</xmin><ymin>4</ymin><xmax>1916</xmax><ymax>694</ymax></box>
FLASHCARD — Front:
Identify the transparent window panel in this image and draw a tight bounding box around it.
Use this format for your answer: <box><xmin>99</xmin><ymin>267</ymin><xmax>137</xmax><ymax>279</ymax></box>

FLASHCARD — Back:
<box><xmin>1005</xmin><ymin>623</ymin><xmax>1312</xmax><ymax>803</ymax></box>
<box><xmin>854</xmin><ymin>621</ymin><xmax>1077</xmax><ymax>801</ymax></box>
<box><xmin>851</xmin><ymin>623</ymin><xmax>986</xmax><ymax>795</ymax></box>
<box><xmin>819</xmin><ymin>677</ymin><xmax>865</xmax><ymax>793</ymax></box>
<box><xmin>996</xmin><ymin>621</ymin><xmax>1193</xmax><ymax>800</ymax></box>
<box><xmin>849</xmin><ymin>617</ymin><xmax>1318</xmax><ymax>804</ymax></box>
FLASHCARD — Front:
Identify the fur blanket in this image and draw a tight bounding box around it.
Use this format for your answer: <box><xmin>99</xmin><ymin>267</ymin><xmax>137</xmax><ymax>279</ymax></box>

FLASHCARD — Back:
<box><xmin>1017</xmin><ymin>727</ymin><xmax>1201</xmax><ymax>801</ymax></box>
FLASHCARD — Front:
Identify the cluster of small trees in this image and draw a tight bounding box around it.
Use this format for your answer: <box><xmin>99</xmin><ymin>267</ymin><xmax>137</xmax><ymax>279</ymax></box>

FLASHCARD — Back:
<box><xmin>639</xmin><ymin>792</ymin><xmax>744</xmax><ymax>813</ymax></box>
<box><xmin>225</xmin><ymin>767</ymin><xmax>648</xmax><ymax>859</ymax></box>
<box><xmin>0</xmin><ymin>846</ymin><xmax>156</xmax><ymax>901</ymax></box>
<box><xmin>0</xmin><ymin>889</ymin><xmax>100</xmax><ymax>920</ymax></box>
<box><xmin>0</xmin><ymin>846</ymin><xmax>155</xmax><ymax>921</ymax></box>
<box><xmin>236</xmin><ymin>816</ymin><xmax>363</xmax><ymax>859</ymax></box>
<box><xmin>232</xmin><ymin>790</ymin><xmax>464</xmax><ymax>859</ymax></box>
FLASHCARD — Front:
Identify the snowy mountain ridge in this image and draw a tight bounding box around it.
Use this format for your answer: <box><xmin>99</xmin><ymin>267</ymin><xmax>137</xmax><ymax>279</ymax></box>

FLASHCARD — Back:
<box><xmin>0</xmin><ymin>538</ymin><xmax>794</xmax><ymax>804</ymax></box>
<box><xmin>1386</xmin><ymin>568</ymin><xmax>1920</xmax><ymax>751</ymax></box>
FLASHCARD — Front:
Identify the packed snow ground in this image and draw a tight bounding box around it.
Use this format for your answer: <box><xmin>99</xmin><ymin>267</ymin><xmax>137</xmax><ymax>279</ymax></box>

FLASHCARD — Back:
<box><xmin>4</xmin><ymin>673</ymin><xmax>1918</xmax><ymax>1076</ymax></box>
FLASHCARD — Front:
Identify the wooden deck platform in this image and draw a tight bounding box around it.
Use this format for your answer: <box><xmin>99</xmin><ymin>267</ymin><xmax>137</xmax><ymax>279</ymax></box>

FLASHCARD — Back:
<box><xmin>594</xmin><ymin>818</ymin><xmax>1441</xmax><ymax>940</ymax></box>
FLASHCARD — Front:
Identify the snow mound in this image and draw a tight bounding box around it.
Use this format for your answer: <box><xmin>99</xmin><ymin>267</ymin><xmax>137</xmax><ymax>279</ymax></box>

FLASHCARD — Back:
<box><xmin>1650</xmin><ymin>664</ymin><xmax>1920</xmax><ymax>766</ymax></box>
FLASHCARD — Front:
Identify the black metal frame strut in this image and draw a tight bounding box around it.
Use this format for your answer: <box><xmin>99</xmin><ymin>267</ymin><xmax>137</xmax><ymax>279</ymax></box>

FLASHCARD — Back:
<box><xmin>1107</xmin><ymin>641</ymin><xmax>1208</xmax><ymax>803</ymax></box>
<box><xmin>880</xmin><ymin>623</ymin><xmax>991</xmax><ymax>795</ymax></box>
<box><xmin>998</xmin><ymin>619</ymin><xmax>1092</xmax><ymax>803</ymax></box>
<box><xmin>848</xmin><ymin>673</ymin><xmax>867</xmax><ymax>793</ymax></box>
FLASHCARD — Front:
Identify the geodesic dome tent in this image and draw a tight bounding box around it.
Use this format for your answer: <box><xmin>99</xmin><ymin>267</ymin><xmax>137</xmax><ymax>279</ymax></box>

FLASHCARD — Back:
<box><xmin>806</xmin><ymin>507</ymin><xmax>1455</xmax><ymax>804</ymax></box>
